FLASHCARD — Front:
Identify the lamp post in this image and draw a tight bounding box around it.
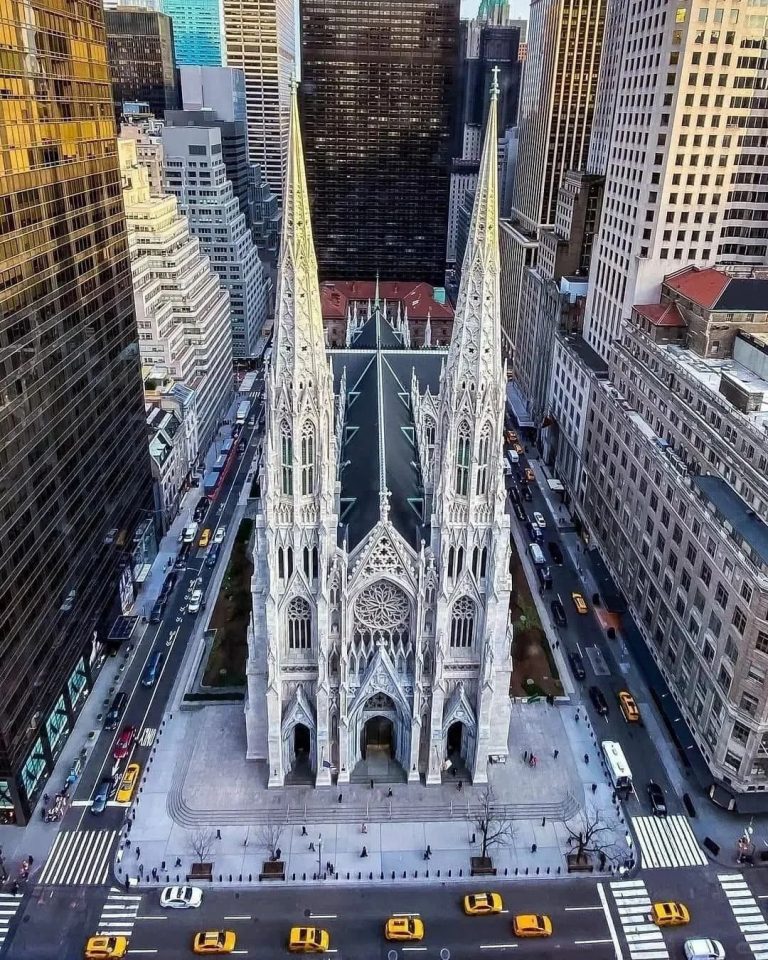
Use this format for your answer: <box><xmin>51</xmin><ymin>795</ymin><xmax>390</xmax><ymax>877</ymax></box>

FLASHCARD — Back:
<box><xmin>317</xmin><ymin>832</ymin><xmax>322</xmax><ymax>879</ymax></box>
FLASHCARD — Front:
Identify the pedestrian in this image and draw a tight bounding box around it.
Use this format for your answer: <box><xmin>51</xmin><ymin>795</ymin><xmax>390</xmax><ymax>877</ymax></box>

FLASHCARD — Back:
<box><xmin>215</xmin><ymin>828</ymin><xmax>222</xmax><ymax>840</ymax></box>
<box><xmin>138</xmin><ymin>864</ymin><xmax>144</xmax><ymax>878</ymax></box>
<box><xmin>523</xmin><ymin>750</ymin><xmax>528</xmax><ymax>763</ymax></box>
<box><xmin>126</xmin><ymin>839</ymin><xmax>131</xmax><ymax>849</ymax></box>
<box><xmin>309</xmin><ymin>842</ymin><xmax>315</xmax><ymax>852</ymax></box>
<box><xmin>275</xmin><ymin>847</ymin><xmax>281</xmax><ymax>860</ymax></box>
<box><xmin>301</xmin><ymin>825</ymin><xmax>307</xmax><ymax>836</ymax></box>
<box><xmin>584</xmin><ymin>753</ymin><xmax>589</xmax><ymax>765</ymax></box>
<box><xmin>387</xmin><ymin>787</ymin><xmax>393</xmax><ymax>798</ymax></box>
<box><xmin>457</xmin><ymin>780</ymin><xmax>463</xmax><ymax>791</ymax></box>
<box><xmin>575</xmin><ymin>711</ymin><xmax>580</xmax><ymax>722</ymax></box>
<box><xmin>541</xmin><ymin>817</ymin><xmax>546</xmax><ymax>827</ymax></box>
<box><xmin>175</xmin><ymin>857</ymin><xmax>182</xmax><ymax>867</ymax></box>
<box><xmin>471</xmin><ymin>833</ymin><xmax>476</xmax><ymax>844</ymax></box>
<box><xmin>329</xmin><ymin>863</ymin><xmax>334</xmax><ymax>875</ymax></box>
<box><xmin>531</xmin><ymin>843</ymin><xmax>537</xmax><ymax>854</ymax></box>
<box><xmin>553</xmin><ymin>749</ymin><xmax>559</xmax><ymax>759</ymax></box>
<box><xmin>27</xmin><ymin>856</ymin><xmax>33</xmax><ymax>867</ymax></box>
<box><xmin>338</xmin><ymin>793</ymin><xmax>343</xmax><ymax>803</ymax></box>
<box><xmin>426</xmin><ymin>845</ymin><xmax>432</xmax><ymax>857</ymax></box>
<box><xmin>591</xmin><ymin>783</ymin><xmax>597</xmax><ymax>793</ymax></box>
<box><xmin>125</xmin><ymin>877</ymin><xmax>130</xmax><ymax>892</ymax></box>
<box><xmin>151</xmin><ymin>867</ymin><xmax>158</xmax><ymax>881</ymax></box>
<box><xmin>136</xmin><ymin>846</ymin><xmax>141</xmax><ymax>858</ymax></box>
<box><xmin>11</xmin><ymin>882</ymin><xmax>19</xmax><ymax>895</ymax></box>
<box><xmin>361</xmin><ymin>823</ymin><xmax>368</xmax><ymax>834</ymax></box>
<box><xmin>43</xmin><ymin>794</ymin><xmax>49</xmax><ymax>805</ymax></box>
<box><xmin>361</xmin><ymin>846</ymin><xmax>368</xmax><ymax>858</ymax></box>
<box><xmin>21</xmin><ymin>861</ymin><xmax>28</xmax><ymax>873</ymax></box>
<box><xmin>423</xmin><ymin>849</ymin><xmax>430</xmax><ymax>861</ymax></box>
<box><xmin>370</xmin><ymin>779</ymin><xmax>374</xmax><ymax>790</ymax></box>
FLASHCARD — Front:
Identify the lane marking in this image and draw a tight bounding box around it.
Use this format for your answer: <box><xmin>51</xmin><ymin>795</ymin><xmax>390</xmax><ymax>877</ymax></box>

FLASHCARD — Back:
<box><xmin>134</xmin><ymin>916</ymin><xmax>168</xmax><ymax>921</ymax></box>
<box><xmin>402</xmin><ymin>949</ymin><xmax>427</xmax><ymax>953</ymax></box>
<box><xmin>575</xmin><ymin>940</ymin><xmax>613</xmax><ymax>945</ymax></box>
<box><xmin>225</xmin><ymin>915</ymin><xmax>252</xmax><ymax>920</ymax></box>
<box><xmin>392</xmin><ymin>914</ymin><xmax>420</xmax><ymax>918</ymax></box>
<box><xmin>565</xmin><ymin>906</ymin><xmax>603</xmax><ymax>912</ymax></box>
<box><xmin>597</xmin><ymin>882</ymin><xmax>624</xmax><ymax>960</ymax></box>
<box><xmin>479</xmin><ymin>945</ymin><xmax>518</xmax><ymax>950</ymax></box>
<box><xmin>128</xmin><ymin>952</ymin><xmax>159</xmax><ymax>955</ymax></box>
<box><xmin>310</xmin><ymin>914</ymin><xmax>338</xmax><ymax>919</ymax></box>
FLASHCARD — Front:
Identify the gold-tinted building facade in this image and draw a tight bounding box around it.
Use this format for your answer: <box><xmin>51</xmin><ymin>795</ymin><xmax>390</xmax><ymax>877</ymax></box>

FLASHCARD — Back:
<box><xmin>0</xmin><ymin>0</ymin><xmax>154</xmax><ymax>823</ymax></box>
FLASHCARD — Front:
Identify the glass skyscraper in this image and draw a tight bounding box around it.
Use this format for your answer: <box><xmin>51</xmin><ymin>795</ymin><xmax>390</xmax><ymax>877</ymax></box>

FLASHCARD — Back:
<box><xmin>164</xmin><ymin>0</ymin><xmax>223</xmax><ymax>66</ymax></box>
<box><xmin>0</xmin><ymin>0</ymin><xmax>155</xmax><ymax>824</ymax></box>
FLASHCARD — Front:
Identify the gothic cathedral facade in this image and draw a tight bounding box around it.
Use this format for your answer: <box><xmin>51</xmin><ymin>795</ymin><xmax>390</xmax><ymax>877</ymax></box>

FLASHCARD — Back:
<box><xmin>245</xmin><ymin>79</ymin><xmax>513</xmax><ymax>787</ymax></box>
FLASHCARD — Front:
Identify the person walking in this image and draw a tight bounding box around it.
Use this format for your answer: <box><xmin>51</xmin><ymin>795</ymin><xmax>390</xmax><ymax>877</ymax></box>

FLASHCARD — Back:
<box><xmin>584</xmin><ymin>753</ymin><xmax>589</xmax><ymax>765</ymax></box>
<box><xmin>553</xmin><ymin>749</ymin><xmax>559</xmax><ymax>759</ymax></box>
<box><xmin>301</xmin><ymin>825</ymin><xmax>307</xmax><ymax>836</ymax></box>
<box><xmin>387</xmin><ymin>787</ymin><xmax>393</xmax><ymax>798</ymax></box>
<box><xmin>361</xmin><ymin>823</ymin><xmax>368</xmax><ymax>834</ymax></box>
<box><xmin>361</xmin><ymin>846</ymin><xmax>368</xmax><ymax>858</ymax></box>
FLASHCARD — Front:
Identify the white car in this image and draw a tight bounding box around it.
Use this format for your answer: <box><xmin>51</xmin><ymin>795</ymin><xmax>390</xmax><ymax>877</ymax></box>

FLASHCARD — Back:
<box><xmin>533</xmin><ymin>511</ymin><xmax>546</xmax><ymax>528</ymax></box>
<box><xmin>684</xmin><ymin>940</ymin><xmax>725</xmax><ymax>960</ymax></box>
<box><xmin>213</xmin><ymin>526</ymin><xmax>227</xmax><ymax>544</ymax></box>
<box><xmin>160</xmin><ymin>885</ymin><xmax>203</xmax><ymax>910</ymax></box>
<box><xmin>188</xmin><ymin>589</ymin><xmax>203</xmax><ymax>614</ymax></box>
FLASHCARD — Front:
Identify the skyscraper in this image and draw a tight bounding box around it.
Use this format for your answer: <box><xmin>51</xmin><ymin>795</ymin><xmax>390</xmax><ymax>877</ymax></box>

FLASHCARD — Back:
<box><xmin>299</xmin><ymin>0</ymin><xmax>460</xmax><ymax>284</ymax></box>
<box><xmin>0</xmin><ymin>0</ymin><xmax>154</xmax><ymax>824</ymax></box>
<box><xmin>221</xmin><ymin>0</ymin><xmax>296</xmax><ymax>202</ymax></box>
<box><xmin>499</xmin><ymin>0</ymin><xmax>606</xmax><ymax>354</ymax></box>
<box><xmin>105</xmin><ymin>8</ymin><xmax>180</xmax><ymax>121</ymax></box>
<box><xmin>163</xmin><ymin>0</ymin><xmax>223</xmax><ymax>66</ymax></box>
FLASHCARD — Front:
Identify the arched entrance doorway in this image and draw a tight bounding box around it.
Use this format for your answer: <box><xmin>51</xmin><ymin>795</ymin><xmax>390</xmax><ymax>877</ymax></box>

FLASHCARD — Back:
<box><xmin>447</xmin><ymin>721</ymin><xmax>464</xmax><ymax>758</ymax></box>
<box><xmin>293</xmin><ymin>723</ymin><xmax>310</xmax><ymax>762</ymax></box>
<box><xmin>362</xmin><ymin>716</ymin><xmax>394</xmax><ymax>760</ymax></box>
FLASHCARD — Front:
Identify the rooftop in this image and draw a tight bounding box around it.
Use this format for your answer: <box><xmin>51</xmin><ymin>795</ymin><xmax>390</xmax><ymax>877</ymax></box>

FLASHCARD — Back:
<box><xmin>693</xmin><ymin>475</ymin><xmax>768</xmax><ymax>571</ymax></box>
<box><xmin>559</xmin><ymin>333</ymin><xmax>609</xmax><ymax>377</ymax></box>
<box><xmin>321</xmin><ymin>281</ymin><xmax>453</xmax><ymax>322</ymax></box>
<box><xmin>633</xmin><ymin>302</ymin><xmax>686</xmax><ymax>328</ymax></box>
<box><xmin>665</xmin><ymin>266</ymin><xmax>768</xmax><ymax>312</ymax></box>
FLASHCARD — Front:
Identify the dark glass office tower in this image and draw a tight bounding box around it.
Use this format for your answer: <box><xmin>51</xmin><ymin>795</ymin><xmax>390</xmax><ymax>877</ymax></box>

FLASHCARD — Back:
<box><xmin>0</xmin><ymin>0</ymin><xmax>154</xmax><ymax>824</ymax></box>
<box><xmin>300</xmin><ymin>0</ymin><xmax>459</xmax><ymax>285</ymax></box>
<box><xmin>106</xmin><ymin>8</ymin><xmax>180</xmax><ymax>121</ymax></box>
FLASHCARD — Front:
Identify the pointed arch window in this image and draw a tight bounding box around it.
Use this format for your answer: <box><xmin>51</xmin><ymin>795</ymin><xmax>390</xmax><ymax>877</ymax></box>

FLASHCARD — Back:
<box><xmin>476</xmin><ymin>422</ymin><xmax>491</xmax><ymax>495</ymax></box>
<box><xmin>450</xmin><ymin>596</ymin><xmax>475</xmax><ymax>648</ymax></box>
<box><xmin>280</xmin><ymin>421</ymin><xmax>293</xmax><ymax>496</ymax></box>
<box><xmin>301</xmin><ymin>421</ymin><xmax>315</xmax><ymax>495</ymax></box>
<box><xmin>287</xmin><ymin>596</ymin><xmax>312</xmax><ymax>649</ymax></box>
<box><xmin>455</xmin><ymin>421</ymin><xmax>471</xmax><ymax>496</ymax></box>
<box><xmin>424</xmin><ymin>415</ymin><xmax>436</xmax><ymax>465</ymax></box>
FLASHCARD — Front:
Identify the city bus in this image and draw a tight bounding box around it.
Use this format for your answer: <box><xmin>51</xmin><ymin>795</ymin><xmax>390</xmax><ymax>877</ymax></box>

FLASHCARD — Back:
<box><xmin>239</xmin><ymin>371</ymin><xmax>257</xmax><ymax>394</ymax></box>
<box><xmin>236</xmin><ymin>400</ymin><xmax>251</xmax><ymax>425</ymax></box>
<box><xmin>601</xmin><ymin>740</ymin><xmax>633</xmax><ymax>796</ymax></box>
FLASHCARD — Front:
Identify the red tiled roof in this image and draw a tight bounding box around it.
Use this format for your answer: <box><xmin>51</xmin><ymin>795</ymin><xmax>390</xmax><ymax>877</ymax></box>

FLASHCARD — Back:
<box><xmin>633</xmin><ymin>302</ymin><xmax>686</xmax><ymax>327</ymax></box>
<box><xmin>320</xmin><ymin>280</ymin><xmax>454</xmax><ymax>320</ymax></box>
<box><xmin>663</xmin><ymin>266</ymin><xmax>730</xmax><ymax>309</ymax></box>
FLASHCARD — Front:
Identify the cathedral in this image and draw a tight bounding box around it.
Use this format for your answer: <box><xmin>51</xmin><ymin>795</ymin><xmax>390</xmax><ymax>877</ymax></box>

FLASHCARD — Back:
<box><xmin>245</xmin><ymin>76</ymin><xmax>513</xmax><ymax>787</ymax></box>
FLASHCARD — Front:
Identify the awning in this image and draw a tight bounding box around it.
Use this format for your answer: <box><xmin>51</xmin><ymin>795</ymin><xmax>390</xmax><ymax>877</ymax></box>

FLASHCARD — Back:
<box><xmin>108</xmin><ymin>615</ymin><xmax>138</xmax><ymax>642</ymax></box>
<box><xmin>546</xmin><ymin>478</ymin><xmax>565</xmax><ymax>492</ymax></box>
<box><xmin>134</xmin><ymin>562</ymin><xmax>152</xmax><ymax>584</ymax></box>
<box><xmin>586</xmin><ymin>547</ymin><xmax>627</xmax><ymax>613</ymax></box>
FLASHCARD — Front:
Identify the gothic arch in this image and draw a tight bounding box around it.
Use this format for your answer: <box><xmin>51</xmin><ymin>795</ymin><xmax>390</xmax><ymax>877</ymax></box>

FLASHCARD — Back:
<box><xmin>475</xmin><ymin>421</ymin><xmax>492</xmax><ymax>495</ymax></box>
<box><xmin>450</xmin><ymin>595</ymin><xmax>475</xmax><ymax>649</ymax></box>
<box><xmin>300</xmin><ymin>419</ymin><xmax>315</xmax><ymax>495</ymax></box>
<box><xmin>455</xmin><ymin>419</ymin><xmax>471</xmax><ymax>496</ymax></box>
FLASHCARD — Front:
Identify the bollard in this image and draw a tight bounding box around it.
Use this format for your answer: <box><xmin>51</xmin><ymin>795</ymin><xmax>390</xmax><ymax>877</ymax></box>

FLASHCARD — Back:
<box><xmin>437</xmin><ymin>870</ymin><xmax>440</xmax><ymax>878</ymax></box>
<box><xmin>403</xmin><ymin>871</ymin><xmax>406</xmax><ymax>879</ymax></box>
<box><xmin>448</xmin><ymin>869</ymin><xmax>451</xmax><ymax>877</ymax></box>
<box><xmin>515</xmin><ymin>867</ymin><xmax>518</xmax><ymax>876</ymax></box>
<box><xmin>347</xmin><ymin>873</ymin><xmax>350</xmax><ymax>880</ymax></box>
<box><xmin>380</xmin><ymin>872</ymin><xmax>384</xmax><ymax>880</ymax></box>
<box><xmin>413</xmin><ymin>871</ymin><xmax>417</xmax><ymax>878</ymax></box>
<box><xmin>239</xmin><ymin>874</ymin><xmax>242</xmax><ymax>882</ymax></box>
<box><xmin>303</xmin><ymin>873</ymin><xmax>306</xmax><ymax>881</ymax></box>
<box><xmin>313</xmin><ymin>873</ymin><xmax>317</xmax><ymax>880</ymax></box>
<box><xmin>525</xmin><ymin>867</ymin><xmax>528</xmax><ymax>875</ymax></box>
<box><xmin>557</xmin><ymin>866</ymin><xmax>561</xmax><ymax>874</ymax></box>
<box><xmin>546</xmin><ymin>867</ymin><xmax>550</xmax><ymax>874</ymax></box>
<box><xmin>161</xmin><ymin>861</ymin><xmax>166</xmax><ymax>870</ymax></box>
<box><xmin>459</xmin><ymin>869</ymin><xmax>462</xmax><ymax>877</ymax></box>
<box><xmin>504</xmin><ymin>867</ymin><xmax>508</xmax><ymax>876</ymax></box>
<box><xmin>536</xmin><ymin>867</ymin><xmax>539</xmax><ymax>875</ymax></box>
<box><xmin>370</xmin><ymin>872</ymin><xmax>373</xmax><ymax>881</ymax></box>
<box><xmin>219</xmin><ymin>875</ymin><xmax>222</xmax><ymax>882</ymax></box>
<box><xmin>392</xmin><ymin>871</ymin><xmax>395</xmax><ymax>880</ymax></box>
<box><xmin>335</xmin><ymin>873</ymin><xmax>338</xmax><ymax>880</ymax></box>
<box><xmin>249</xmin><ymin>874</ymin><xmax>252</xmax><ymax>882</ymax></box>
<box><xmin>229</xmin><ymin>874</ymin><xmax>232</xmax><ymax>882</ymax></box>
<box><xmin>176</xmin><ymin>875</ymin><xmax>180</xmax><ymax>882</ymax></box>
<box><xmin>426</xmin><ymin>870</ymin><xmax>429</xmax><ymax>878</ymax></box>
<box><xmin>359</xmin><ymin>872</ymin><xmax>362</xmax><ymax>880</ymax></box>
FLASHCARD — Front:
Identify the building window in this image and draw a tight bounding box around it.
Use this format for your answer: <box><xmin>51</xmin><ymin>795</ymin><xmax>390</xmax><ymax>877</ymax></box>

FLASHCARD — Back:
<box><xmin>757</xmin><ymin>631</ymin><xmax>768</xmax><ymax>655</ymax></box>
<box><xmin>740</xmin><ymin>691</ymin><xmax>760</xmax><ymax>717</ymax></box>
<box><xmin>301</xmin><ymin>421</ymin><xmax>315</xmax><ymax>496</ymax></box>
<box><xmin>455</xmin><ymin>421</ymin><xmax>471</xmax><ymax>497</ymax></box>
<box><xmin>287</xmin><ymin>597</ymin><xmax>311</xmax><ymax>649</ymax></box>
<box><xmin>741</xmin><ymin>582</ymin><xmax>753</xmax><ymax>604</ymax></box>
<box><xmin>732</xmin><ymin>607</ymin><xmax>748</xmax><ymax>635</ymax></box>
<box><xmin>732</xmin><ymin>721</ymin><xmax>750</xmax><ymax>746</ymax></box>
<box><xmin>450</xmin><ymin>596</ymin><xmax>475</xmax><ymax>648</ymax></box>
<box><xmin>476</xmin><ymin>423</ymin><xmax>491</xmax><ymax>496</ymax></box>
<box><xmin>715</xmin><ymin>583</ymin><xmax>729</xmax><ymax>609</ymax></box>
<box><xmin>280</xmin><ymin>421</ymin><xmax>292</xmax><ymax>495</ymax></box>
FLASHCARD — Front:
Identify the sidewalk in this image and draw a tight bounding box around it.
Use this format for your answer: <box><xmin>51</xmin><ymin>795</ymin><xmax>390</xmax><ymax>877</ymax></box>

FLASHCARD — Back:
<box><xmin>116</xmin><ymin>700</ymin><xmax>632</xmax><ymax>887</ymax></box>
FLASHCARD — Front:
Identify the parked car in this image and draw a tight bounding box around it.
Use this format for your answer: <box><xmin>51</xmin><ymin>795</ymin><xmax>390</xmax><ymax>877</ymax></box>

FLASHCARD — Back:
<box><xmin>193</xmin><ymin>498</ymin><xmax>210</xmax><ymax>523</ymax></box>
<box><xmin>509</xmin><ymin>488</ymin><xmax>520</xmax><ymax>505</ymax></box>
<box><xmin>112</xmin><ymin>725</ymin><xmax>137</xmax><ymax>761</ymax></box>
<box><xmin>533</xmin><ymin>511</ymin><xmax>546</xmax><ymax>528</ymax></box>
<box><xmin>182</xmin><ymin>523</ymin><xmax>199</xmax><ymax>544</ymax></box>
<box><xmin>550</xmin><ymin>599</ymin><xmax>567</xmax><ymax>627</ymax></box>
<box><xmin>536</xmin><ymin>565</ymin><xmax>552</xmax><ymax>590</ymax></box>
<box><xmin>512</xmin><ymin>502</ymin><xmax>526</xmax><ymax>521</ymax></box>
<box><xmin>149</xmin><ymin>599</ymin><xmax>165</xmax><ymax>624</ymax></box>
<box><xmin>160</xmin><ymin>886</ymin><xmax>203</xmax><ymax>910</ymax></box>
<box><xmin>213</xmin><ymin>526</ymin><xmax>227</xmax><ymax>544</ymax></box>
<box><xmin>647</xmin><ymin>780</ymin><xmax>667</xmax><ymax>817</ymax></box>
<box><xmin>526</xmin><ymin>520</ymin><xmax>543</xmax><ymax>542</ymax></box>
<box><xmin>105</xmin><ymin>693</ymin><xmax>127</xmax><ymax>730</ymax></box>
<box><xmin>206</xmin><ymin>545</ymin><xmax>220</xmax><ymax>568</ymax></box>
<box><xmin>524</xmin><ymin>467</ymin><xmax>535</xmax><ymax>483</ymax></box>
<box><xmin>569</xmin><ymin>651</ymin><xmax>586</xmax><ymax>681</ymax></box>
<box><xmin>521</xmin><ymin>487</ymin><xmax>533</xmax><ymax>502</ymax></box>
<box><xmin>589</xmin><ymin>685</ymin><xmax>609</xmax><ymax>716</ymax></box>
<box><xmin>159</xmin><ymin>572</ymin><xmax>177</xmax><ymax>603</ymax></box>
<box><xmin>548</xmin><ymin>541</ymin><xmax>564</xmax><ymax>565</ymax></box>
<box><xmin>188</xmin><ymin>589</ymin><xmax>203</xmax><ymax>614</ymax></box>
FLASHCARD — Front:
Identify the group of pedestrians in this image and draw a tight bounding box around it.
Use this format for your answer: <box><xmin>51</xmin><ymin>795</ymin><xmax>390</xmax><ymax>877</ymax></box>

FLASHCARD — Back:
<box><xmin>522</xmin><ymin>750</ymin><xmax>538</xmax><ymax>768</ymax></box>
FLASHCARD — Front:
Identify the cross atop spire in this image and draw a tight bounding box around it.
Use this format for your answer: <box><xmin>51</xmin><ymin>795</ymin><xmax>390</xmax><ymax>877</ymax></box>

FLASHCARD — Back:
<box><xmin>374</xmin><ymin>270</ymin><xmax>381</xmax><ymax>307</ymax></box>
<box><xmin>491</xmin><ymin>65</ymin><xmax>500</xmax><ymax>100</ymax></box>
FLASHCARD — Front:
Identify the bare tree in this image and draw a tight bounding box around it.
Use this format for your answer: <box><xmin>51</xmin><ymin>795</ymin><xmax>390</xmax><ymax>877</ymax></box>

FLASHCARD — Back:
<box><xmin>187</xmin><ymin>827</ymin><xmax>216</xmax><ymax>864</ymax></box>
<box><xmin>564</xmin><ymin>803</ymin><xmax>623</xmax><ymax>866</ymax></box>
<box><xmin>256</xmin><ymin>814</ymin><xmax>285</xmax><ymax>861</ymax></box>
<box><xmin>472</xmin><ymin>786</ymin><xmax>517</xmax><ymax>859</ymax></box>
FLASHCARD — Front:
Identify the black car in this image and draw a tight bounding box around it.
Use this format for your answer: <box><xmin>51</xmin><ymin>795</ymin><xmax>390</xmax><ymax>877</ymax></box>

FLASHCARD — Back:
<box><xmin>206</xmin><ymin>545</ymin><xmax>220</xmax><ymax>568</ymax></box>
<box><xmin>149</xmin><ymin>598</ymin><xmax>165</xmax><ymax>624</ymax></box>
<box><xmin>159</xmin><ymin>572</ymin><xmax>177</xmax><ymax>603</ymax></box>
<box><xmin>589</xmin><ymin>685</ymin><xmax>609</xmax><ymax>716</ymax></box>
<box><xmin>550</xmin><ymin>599</ymin><xmax>567</xmax><ymax>626</ymax></box>
<box><xmin>647</xmin><ymin>780</ymin><xmax>667</xmax><ymax>816</ymax></box>
<box><xmin>90</xmin><ymin>777</ymin><xmax>114</xmax><ymax>815</ymax></box>
<box><xmin>521</xmin><ymin>486</ymin><xmax>533</xmax><ymax>502</ymax></box>
<box><xmin>537</xmin><ymin>565</ymin><xmax>552</xmax><ymax>590</ymax></box>
<box><xmin>548</xmin><ymin>541</ymin><xmax>564</xmax><ymax>565</ymax></box>
<box><xmin>193</xmin><ymin>497</ymin><xmax>210</xmax><ymax>523</ymax></box>
<box><xmin>526</xmin><ymin>520</ymin><xmax>543</xmax><ymax>542</ymax></box>
<box><xmin>569</xmin><ymin>651</ymin><xmax>586</xmax><ymax>681</ymax></box>
<box><xmin>509</xmin><ymin>488</ymin><xmax>520</xmax><ymax>505</ymax></box>
<box><xmin>512</xmin><ymin>502</ymin><xmax>526</xmax><ymax>521</ymax></box>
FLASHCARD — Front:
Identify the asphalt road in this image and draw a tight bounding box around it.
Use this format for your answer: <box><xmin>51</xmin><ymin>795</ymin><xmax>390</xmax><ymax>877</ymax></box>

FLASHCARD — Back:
<box><xmin>6</xmin><ymin>869</ymin><xmax>750</xmax><ymax>959</ymax></box>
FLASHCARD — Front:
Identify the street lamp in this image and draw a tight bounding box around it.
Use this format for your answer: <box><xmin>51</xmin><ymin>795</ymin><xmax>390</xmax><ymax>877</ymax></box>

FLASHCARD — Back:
<box><xmin>317</xmin><ymin>832</ymin><xmax>322</xmax><ymax>879</ymax></box>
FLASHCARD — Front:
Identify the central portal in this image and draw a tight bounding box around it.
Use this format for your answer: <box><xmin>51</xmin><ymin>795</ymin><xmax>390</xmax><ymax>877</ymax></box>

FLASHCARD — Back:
<box><xmin>362</xmin><ymin>715</ymin><xmax>394</xmax><ymax>759</ymax></box>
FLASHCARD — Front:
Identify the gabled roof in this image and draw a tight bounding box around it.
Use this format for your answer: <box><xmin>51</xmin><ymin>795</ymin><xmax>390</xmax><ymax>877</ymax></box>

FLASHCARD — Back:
<box><xmin>664</xmin><ymin>267</ymin><xmax>768</xmax><ymax>312</ymax></box>
<box><xmin>633</xmin><ymin>302</ymin><xmax>686</xmax><ymax>328</ymax></box>
<box><xmin>320</xmin><ymin>280</ymin><xmax>454</xmax><ymax>321</ymax></box>
<box><xmin>352</xmin><ymin>308</ymin><xmax>405</xmax><ymax>350</ymax></box>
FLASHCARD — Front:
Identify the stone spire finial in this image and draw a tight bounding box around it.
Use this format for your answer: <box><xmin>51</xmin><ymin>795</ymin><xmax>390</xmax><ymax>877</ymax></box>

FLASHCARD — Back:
<box><xmin>424</xmin><ymin>309</ymin><xmax>432</xmax><ymax>349</ymax></box>
<box><xmin>374</xmin><ymin>270</ymin><xmax>381</xmax><ymax>307</ymax></box>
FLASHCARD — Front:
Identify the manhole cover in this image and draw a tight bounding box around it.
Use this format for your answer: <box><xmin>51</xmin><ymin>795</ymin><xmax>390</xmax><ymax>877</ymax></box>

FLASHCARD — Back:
<box><xmin>441</xmin><ymin>949</ymin><xmax>450</xmax><ymax>960</ymax></box>
<box><xmin>388</xmin><ymin>951</ymin><xmax>398</xmax><ymax>960</ymax></box>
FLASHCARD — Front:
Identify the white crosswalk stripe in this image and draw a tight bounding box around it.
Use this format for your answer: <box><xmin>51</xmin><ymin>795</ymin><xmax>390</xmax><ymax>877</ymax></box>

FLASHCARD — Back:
<box><xmin>719</xmin><ymin>873</ymin><xmax>768</xmax><ymax>959</ymax></box>
<box><xmin>0</xmin><ymin>892</ymin><xmax>23</xmax><ymax>951</ymax></box>
<box><xmin>37</xmin><ymin>830</ymin><xmax>117</xmax><ymax>885</ymax></box>
<box><xmin>631</xmin><ymin>815</ymin><xmax>708</xmax><ymax>868</ymax></box>
<box><xmin>138</xmin><ymin>727</ymin><xmax>156</xmax><ymax>748</ymax></box>
<box><xmin>610</xmin><ymin>879</ymin><xmax>669</xmax><ymax>960</ymax></box>
<box><xmin>96</xmin><ymin>887</ymin><xmax>142</xmax><ymax>938</ymax></box>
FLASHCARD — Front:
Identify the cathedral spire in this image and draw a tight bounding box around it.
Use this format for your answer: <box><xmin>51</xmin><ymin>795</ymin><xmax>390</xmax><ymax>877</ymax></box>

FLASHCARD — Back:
<box><xmin>443</xmin><ymin>71</ymin><xmax>502</xmax><ymax>397</ymax></box>
<box><xmin>272</xmin><ymin>78</ymin><xmax>329</xmax><ymax>390</ymax></box>
<box><xmin>374</xmin><ymin>270</ymin><xmax>380</xmax><ymax>307</ymax></box>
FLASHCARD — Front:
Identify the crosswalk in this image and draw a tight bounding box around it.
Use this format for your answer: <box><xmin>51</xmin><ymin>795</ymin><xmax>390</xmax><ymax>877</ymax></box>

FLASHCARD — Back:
<box><xmin>138</xmin><ymin>726</ymin><xmax>156</xmax><ymax>748</ymax></box>
<box><xmin>631</xmin><ymin>815</ymin><xmax>708</xmax><ymax>868</ymax></box>
<box><xmin>719</xmin><ymin>873</ymin><xmax>768</xmax><ymax>959</ymax></box>
<box><xmin>96</xmin><ymin>888</ymin><xmax>142</xmax><ymax>938</ymax></box>
<box><xmin>37</xmin><ymin>830</ymin><xmax>117</xmax><ymax>886</ymax></box>
<box><xmin>0</xmin><ymin>892</ymin><xmax>23</xmax><ymax>952</ymax></box>
<box><xmin>610</xmin><ymin>879</ymin><xmax>668</xmax><ymax>960</ymax></box>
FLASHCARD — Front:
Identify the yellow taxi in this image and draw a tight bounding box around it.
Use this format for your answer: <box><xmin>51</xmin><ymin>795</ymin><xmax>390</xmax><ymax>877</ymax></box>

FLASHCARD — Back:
<box><xmin>192</xmin><ymin>930</ymin><xmax>237</xmax><ymax>954</ymax></box>
<box><xmin>116</xmin><ymin>762</ymin><xmax>140</xmax><ymax>804</ymax></box>
<box><xmin>384</xmin><ymin>917</ymin><xmax>425</xmax><ymax>941</ymax></box>
<box><xmin>84</xmin><ymin>936</ymin><xmax>128</xmax><ymax>959</ymax></box>
<box><xmin>524</xmin><ymin>467</ymin><xmax>535</xmax><ymax>483</ymax></box>
<box><xmin>572</xmin><ymin>592</ymin><xmax>588</xmax><ymax>614</ymax></box>
<box><xmin>198</xmin><ymin>528</ymin><xmax>211</xmax><ymax>548</ymax></box>
<box><xmin>651</xmin><ymin>902</ymin><xmax>690</xmax><ymax>927</ymax></box>
<box><xmin>288</xmin><ymin>927</ymin><xmax>330</xmax><ymax>953</ymax></box>
<box><xmin>513</xmin><ymin>915</ymin><xmax>552</xmax><ymax>938</ymax></box>
<box><xmin>463</xmin><ymin>892</ymin><xmax>503</xmax><ymax>915</ymax></box>
<box><xmin>618</xmin><ymin>690</ymin><xmax>641</xmax><ymax>723</ymax></box>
